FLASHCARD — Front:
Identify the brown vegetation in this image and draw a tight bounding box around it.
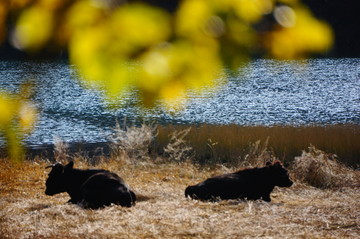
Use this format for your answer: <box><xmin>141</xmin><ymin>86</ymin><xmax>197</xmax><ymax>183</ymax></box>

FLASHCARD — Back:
<box><xmin>1</xmin><ymin>124</ymin><xmax>359</xmax><ymax>238</ymax></box>
<box><xmin>1</xmin><ymin>159</ymin><xmax>359</xmax><ymax>239</ymax></box>
<box><xmin>156</xmin><ymin>124</ymin><xmax>360</xmax><ymax>167</ymax></box>
<box><xmin>292</xmin><ymin>145</ymin><xmax>360</xmax><ymax>189</ymax></box>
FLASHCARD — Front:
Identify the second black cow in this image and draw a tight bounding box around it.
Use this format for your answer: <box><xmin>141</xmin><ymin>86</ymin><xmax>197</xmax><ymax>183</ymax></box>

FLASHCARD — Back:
<box><xmin>185</xmin><ymin>161</ymin><xmax>293</xmax><ymax>202</ymax></box>
<box><xmin>45</xmin><ymin>161</ymin><xmax>136</xmax><ymax>209</ymax></box>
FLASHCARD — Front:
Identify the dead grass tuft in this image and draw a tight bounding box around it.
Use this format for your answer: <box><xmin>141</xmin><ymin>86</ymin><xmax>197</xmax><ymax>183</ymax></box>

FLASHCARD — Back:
<box><xmin>292</xmin><ymin>145</ymin><xmax>359</xmax><ymax>189</ymax></box>
<box><xmin>110</xmin><ymin>122</ymin><xmax>157</xmax><ymax>162</ymax></box>
<box><xmin>54</xmin><ymin>137</ymin><xmax>69</xmax><ymax>163</ymax></box>
<box><xmin>240</xmin><ymin>137</ymin><xmax>278</xmax><ymax>167</ymax></box>
<box><xmin>163</xmin><ymin>127</ymin><xmax>193</xmax><ymax>162</ymax></box>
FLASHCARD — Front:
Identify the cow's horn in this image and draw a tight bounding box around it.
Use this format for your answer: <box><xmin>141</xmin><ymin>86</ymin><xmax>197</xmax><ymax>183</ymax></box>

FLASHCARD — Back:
<box><xmin>45</xmin><ymin>162</ymin><xmax>62</xmax><ymax>169</ymax></box>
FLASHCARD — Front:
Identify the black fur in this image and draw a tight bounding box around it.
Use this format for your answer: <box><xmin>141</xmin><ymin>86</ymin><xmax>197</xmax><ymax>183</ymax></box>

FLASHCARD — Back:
<box><xmin>45</xmin><ymin>162</ymin><xmax>136</xmax><ymax>208</ymax></box>
<box><xmin>185</xmin><ymin>161</ymin><xmax>293</xmax><ymax>202</ymax></box>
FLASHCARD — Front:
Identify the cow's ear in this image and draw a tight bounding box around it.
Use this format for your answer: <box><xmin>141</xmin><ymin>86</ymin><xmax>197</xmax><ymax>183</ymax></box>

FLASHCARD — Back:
<box><xmin>49</xmin><ymin>163</ymin><xmax>63</xmax><ymax>173</ymax></box>
<box><xmin>46</xmin><ymin>163</ymin><xmax>60</xmax><ymax>170</ymax></box>
<box><xmin>272</xmin><ymin>160</ymin><xmax>282</xmax><ymax>168</ymax></box>
<box><xmin>65</xmin><ymin>161</ymin><xmax>74</xmax><ymax>169</ymax></box>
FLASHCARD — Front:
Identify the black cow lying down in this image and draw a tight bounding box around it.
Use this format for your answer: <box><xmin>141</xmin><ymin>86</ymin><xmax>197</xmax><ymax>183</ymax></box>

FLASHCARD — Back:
<box><xmin>185</xmin><ymin>161</ymin><xmax>293</xmax><ymax>202</ymax></box>
<box><xmin>45</xmin><ymin>161</ymin><xmax>136</xmax><ymax>209</ymax></box>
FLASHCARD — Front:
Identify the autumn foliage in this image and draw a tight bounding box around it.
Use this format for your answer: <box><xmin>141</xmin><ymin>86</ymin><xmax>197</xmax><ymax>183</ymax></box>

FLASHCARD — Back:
<box><xmin>0</xmin><ymin>0</ymin><xmax>333</xmax><ymax>161</ymax></box>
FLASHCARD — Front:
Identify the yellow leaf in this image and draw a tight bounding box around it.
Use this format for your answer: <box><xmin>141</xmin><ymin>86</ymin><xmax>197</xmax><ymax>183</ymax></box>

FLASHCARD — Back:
<box><xmin>0</xmin><ymin>94</ymin><xmax>15</xmax><ymax>126</ymax></box>
<box><xmin>160</xmin><ymin>81</ymin><xmax>187</xmax><ymax>112</ymax></box>
<box><xmin>14</xmin><ymin>5</ymin><xmax>54</xmax><ymax>50</ymax></box>
<box><xmin>176</xmin><ymin>0</ymin><xmax>214</xmax><ymax>40</ymax></box>
<box><xmin>267</xmin><ymin>6</ymin><xmax>333</xmax><ymax>58</ymax></box>
<box><xmin>66</xmin><ymin>0</ymin><xmax>105</xmax><ymax>30</ymax></box>
<box><xmin>233</xmin><ymin>0</ymin><xmax>274</xmax><ymax>23</ymax></box>
<box><xmin>111</xmin><ymin>4</ymin><xmax>170</xmax><ymax>52</ymax></box>
<box><xmin>19</xmin><ymin>102</ymin><xmax>37</xmax><ymax>132</ymax></box>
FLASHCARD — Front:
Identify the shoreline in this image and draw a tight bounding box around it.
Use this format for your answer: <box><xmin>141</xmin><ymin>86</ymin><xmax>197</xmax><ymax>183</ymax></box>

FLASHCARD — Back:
<box><xmin>156</xmin><ymin>124</ymin><xmax>360</xmax><ymax>167</ymax></box>
<box><xmin>1</xmin><ymin>124</ymin><xmax>359</xmax><ymax>167</ymax></box>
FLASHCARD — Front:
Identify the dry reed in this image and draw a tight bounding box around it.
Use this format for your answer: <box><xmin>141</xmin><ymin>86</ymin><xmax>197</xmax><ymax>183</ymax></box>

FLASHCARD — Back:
<box><xmin>110</xmin><ymin>122</ymin><xmax>157</xmax><ymax>162</ymax></box>
<box><xmin>240</xmin><ymin>137</ymin><xmax>278</xmax><ymax>167</ymax></box>
<box><xmin>156</xmin><ymin>124</ymin><xmax>360</xmax><ymax>167</ymax></box>
<box><xmin>163</xmin><ymin>127</ymin><xmax>193</xmax><ymax>162</ymax></box>
<box><xmin>54</xmin><ymin>137</ymin><xmax>69</xmax><ymax>163</ymax></box>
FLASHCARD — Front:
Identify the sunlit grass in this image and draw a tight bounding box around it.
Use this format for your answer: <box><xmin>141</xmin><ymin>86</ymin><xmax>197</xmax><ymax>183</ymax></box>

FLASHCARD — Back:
<box><xmin>0</xmin><ymin>156</ymin><xmax>359</xmax><ymax>239</ymax></box>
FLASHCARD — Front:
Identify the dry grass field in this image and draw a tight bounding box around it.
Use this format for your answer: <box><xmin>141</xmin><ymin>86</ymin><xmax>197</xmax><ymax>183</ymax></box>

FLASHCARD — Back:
<box><xmin>1</xmin><ymin>124</ymin><xmax>359</xmax><ymax>238</ymax></box>
<box><xmin>1</xmin><ymin>155</ymin><xmax>359</xmax><ymax>239</ymax></box>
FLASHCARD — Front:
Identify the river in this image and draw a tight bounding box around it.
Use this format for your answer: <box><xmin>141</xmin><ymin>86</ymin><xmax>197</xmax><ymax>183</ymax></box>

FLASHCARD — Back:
<box><xmin>0</xmin><ymin>58</ymin><xmax>359</xmax><ymax>146</ymax></box>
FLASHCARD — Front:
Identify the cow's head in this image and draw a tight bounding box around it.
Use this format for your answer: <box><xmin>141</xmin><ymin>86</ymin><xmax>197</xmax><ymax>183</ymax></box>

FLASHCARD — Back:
<box><xmin>45</xmin><ymin>161</ymin><xmax>74</xmax><ymax>196</ymax></box>
<box><xmin>268</xmin><ymin>161</ymin><xmax>293</xmax><ymax>187</ymax></box>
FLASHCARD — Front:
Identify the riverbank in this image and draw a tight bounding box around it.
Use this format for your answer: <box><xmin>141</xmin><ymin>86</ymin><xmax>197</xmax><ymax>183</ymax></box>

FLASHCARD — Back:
<box><xmin>157</xmin><ymin>124</ymin><xmax>360</xmax><ymax>167</ymax></box>
<box><xmin>3</xmin><ymin>124</ymin><xmax>359</xmax><ymax>168</ymax></box>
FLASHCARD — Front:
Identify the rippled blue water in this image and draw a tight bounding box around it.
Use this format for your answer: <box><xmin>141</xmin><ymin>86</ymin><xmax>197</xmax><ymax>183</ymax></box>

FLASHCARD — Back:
<box><xmin>0</xmin><ymin>58</ymin><xmax>359</xmax><ymax>146</ymax></box>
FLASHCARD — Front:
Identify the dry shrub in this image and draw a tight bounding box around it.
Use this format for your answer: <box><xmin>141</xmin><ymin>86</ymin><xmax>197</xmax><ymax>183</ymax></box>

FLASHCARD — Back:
<box><xmin>240</xmin><ymin>137</ymin><xmax>278</xmax><ymax>167</ymax></box>
<box><xmin>110</xmin><ymin>122</ymin><xmax>157</xmax><ymax>162</ymax></box>
<box><xmin>163</xmin><ymin>127</ymin><xmax>193</xmax><ymax>162</ymax></box>
<box><xmin>292</xmin><ymin>145</ymin><xmax>358</xmax><ymax>189</ymax></box>
<box><xmin>54</xmin><ymin>137</ymin><xmax>69</xmax><ymax>163</ymax></box>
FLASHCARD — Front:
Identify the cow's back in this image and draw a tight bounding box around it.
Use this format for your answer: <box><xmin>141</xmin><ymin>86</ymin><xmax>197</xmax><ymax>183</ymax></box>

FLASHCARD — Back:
<box><xmin>81</xmin><ymin>172</ymin><xmax>136</xmax><ymax>208</ymax></box>
<box><xmin>185</xmin><ymin>166</ymin><xmax>276</xmax><ymax>201</ymax></box>
<box><xmin>65</xmin><ymin>169</ymin><xmax>108</xmax><ymax>203</ymax></box>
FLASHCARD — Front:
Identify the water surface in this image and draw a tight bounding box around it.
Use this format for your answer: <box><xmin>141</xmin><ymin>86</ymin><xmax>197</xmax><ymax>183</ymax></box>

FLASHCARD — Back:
<box><xmin>0</xmin><ymin>58</ymin><xmax>359</xmax><ymax>146</ymax></box>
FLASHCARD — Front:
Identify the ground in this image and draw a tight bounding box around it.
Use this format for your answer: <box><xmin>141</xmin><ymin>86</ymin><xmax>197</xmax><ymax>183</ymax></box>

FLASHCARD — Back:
<box><xmin>0</xmin><ymin>159</ymin><xmax>359</xmax><ymax>239</ymax></box>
